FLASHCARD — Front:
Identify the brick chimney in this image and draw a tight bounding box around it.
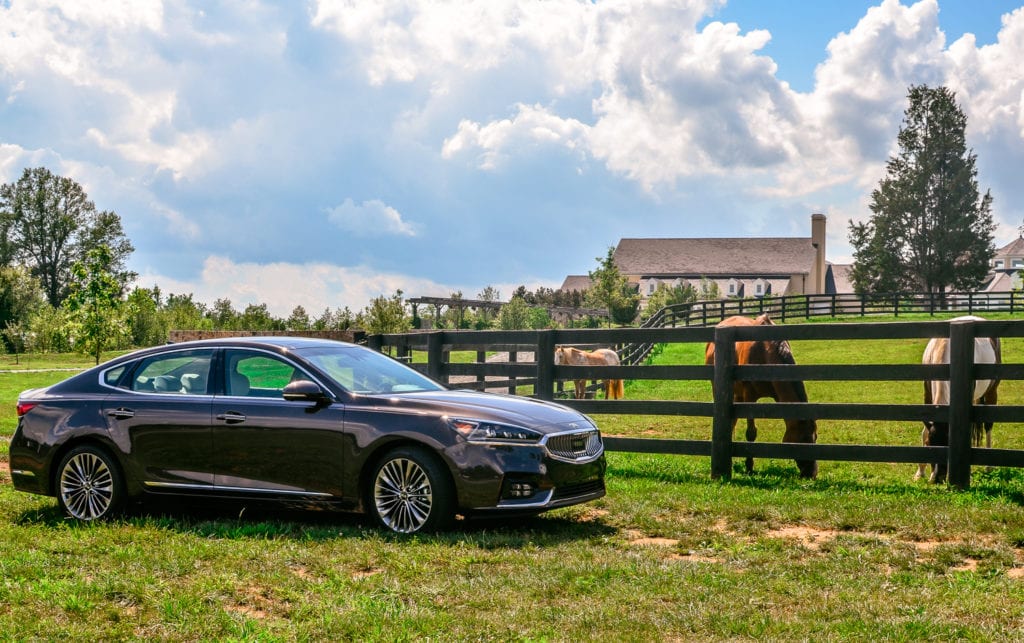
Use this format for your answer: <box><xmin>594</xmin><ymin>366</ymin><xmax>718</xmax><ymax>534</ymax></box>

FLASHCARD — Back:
<box><xmin>811</xmin><ymin>213</ymin><xmax>826</xmax><ymax>294</ymax></box>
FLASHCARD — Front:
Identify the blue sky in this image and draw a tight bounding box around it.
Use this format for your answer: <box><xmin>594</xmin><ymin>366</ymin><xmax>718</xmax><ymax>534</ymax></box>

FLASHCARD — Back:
<box><xmin>2</xmin><ymin>0</ymin><xmax>1024</xmax><ymax>315</ymax></box>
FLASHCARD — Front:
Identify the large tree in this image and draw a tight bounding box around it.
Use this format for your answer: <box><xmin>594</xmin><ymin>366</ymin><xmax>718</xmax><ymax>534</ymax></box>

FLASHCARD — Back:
<box><xmin>0</xmin><ymin>167</ymin><xmax>135</xmax><ymax>306</ymax></box>
<box><xmin>848</xmin><ymin>85</ymin><xmax>995</xmax><ymax>296</ymax></box>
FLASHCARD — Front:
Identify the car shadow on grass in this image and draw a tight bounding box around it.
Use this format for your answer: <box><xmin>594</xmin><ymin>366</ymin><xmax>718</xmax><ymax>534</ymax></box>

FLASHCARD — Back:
<box><xmin>14</xmin><ymin>496</ymin><xmax>617</xmax><ymax>546</ymax></box>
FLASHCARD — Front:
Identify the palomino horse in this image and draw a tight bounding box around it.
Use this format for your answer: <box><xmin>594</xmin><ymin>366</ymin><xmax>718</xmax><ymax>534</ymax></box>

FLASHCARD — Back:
<box><xmin>554</xmin><ymin>346</ymin><xmax>625</xmax><ymax>399</ymax></box>
<box><xmin>917</xmin><ymin>315</ymin><xmax>1000</xmax><ymax>483</ymax></box>
<box><xmin>704</xmin><ymin>314</ymin><xmax>818</xmax><ymax>479</ymax></box>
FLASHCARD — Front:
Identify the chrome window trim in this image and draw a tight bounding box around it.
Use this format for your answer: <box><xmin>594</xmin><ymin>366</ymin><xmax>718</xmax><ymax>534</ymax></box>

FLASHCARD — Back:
<box><xmin>219</xmin><ymin>346</ymin><xmax>335</xmax><ymax>401</ymax></box>
<box><xmin>97</xmin><ymin>345</ymin><xmax>336</xmax><ymax>401</ymax></box>
<box><xmin>98</xmin><ymin>346</ymin><xmax>217</xmax><ymax>395</ymax></box>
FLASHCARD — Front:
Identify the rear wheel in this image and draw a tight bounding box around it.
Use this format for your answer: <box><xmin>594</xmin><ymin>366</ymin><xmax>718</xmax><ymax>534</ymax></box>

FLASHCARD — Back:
<box><xmin>56</xmin><ymin>445</ymin><xmax>125</xmax><ymax>521</ymax></box>
<box><xmin>369</xmin><ymin>446</ymin><xmax>454</xmax><ymax>534</ymax></box>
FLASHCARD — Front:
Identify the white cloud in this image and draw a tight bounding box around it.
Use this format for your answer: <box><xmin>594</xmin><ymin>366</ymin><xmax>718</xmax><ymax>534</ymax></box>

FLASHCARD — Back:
<box><xmin>5</xmin><ymin>0</ymin><xmax>1024</xmax><ymax>313</ymax></box>
<box><xmin>442</xmin><ymin>103</ymin><xmax>588</xmax><ymax>169</ymax></box>
<box><xmin>326</xmin><ymin>198</ymin><xmax>419</xmax><ymax>237</ymax></box>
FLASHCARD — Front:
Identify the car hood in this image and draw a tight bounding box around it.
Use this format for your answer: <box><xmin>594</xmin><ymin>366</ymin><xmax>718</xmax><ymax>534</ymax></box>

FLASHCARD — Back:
<box><xmin>358</xmin><ymin>389</ymin><xmax>595</xmax><ymax>433</ymax></box>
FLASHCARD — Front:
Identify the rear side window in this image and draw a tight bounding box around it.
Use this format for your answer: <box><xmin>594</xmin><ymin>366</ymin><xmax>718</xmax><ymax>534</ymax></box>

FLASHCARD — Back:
<box><xmin>103</xmin><ymin>365</ymin><xmax>127</xmax><ymax>387</ymax></box>
<box><xmin>131</xmin><ymin>350</ymin><xmax>214</xmax><ymax>395</ymax></box>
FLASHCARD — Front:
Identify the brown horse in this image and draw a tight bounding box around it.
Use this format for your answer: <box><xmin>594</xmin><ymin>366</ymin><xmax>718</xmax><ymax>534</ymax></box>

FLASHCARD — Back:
<box><xmin>704</xmin><ymin>314</ymin><xmax>818</xmax><ymax>479</ymax></box>
<box><xmin>554</xmin><ymin>346</ymin><xmax>625</xmax><ymax>399</ymax></box>
<box><xmin>917</xmin><ymin>315</ymin><xmax>1001</xmax><ymax>483</ymax></box>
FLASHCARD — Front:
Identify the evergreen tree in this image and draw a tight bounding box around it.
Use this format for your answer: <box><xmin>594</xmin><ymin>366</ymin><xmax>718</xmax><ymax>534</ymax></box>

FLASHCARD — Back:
<box><xmin>587</xmin><ymin>247</ymin><xmax>640</xmax><ymax>325</ymax></box>
<box><xmin>848</xmin><ymin>85</ymin><xmax>995</xmax><ymax>296</ymax></box>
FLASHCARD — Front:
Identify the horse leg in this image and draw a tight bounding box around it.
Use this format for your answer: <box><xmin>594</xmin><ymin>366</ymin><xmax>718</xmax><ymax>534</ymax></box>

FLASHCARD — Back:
<box><xmin>745</xmin><ymin>418</ymin><xmax>757</xmax><ymax>474</ymax></box>
<box><xmin>914</xmin><ymin>426</ymin><xmax>929</xmax><ymax>481</ymax></box>
<box><xmin>574</xmin><ymin>379</ymin><xmax>585</xmax><ymax>399</ymax></box>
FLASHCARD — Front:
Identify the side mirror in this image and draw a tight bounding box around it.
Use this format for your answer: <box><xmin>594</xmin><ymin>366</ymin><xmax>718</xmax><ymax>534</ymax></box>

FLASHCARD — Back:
<box><xmin>282</xmin><ymin>380</ymin><xmax>331</xmax><ymax>404</ymax></box>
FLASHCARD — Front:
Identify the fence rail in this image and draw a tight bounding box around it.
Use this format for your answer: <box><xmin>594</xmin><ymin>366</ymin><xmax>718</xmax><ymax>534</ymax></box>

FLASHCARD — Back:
<box><xmin>367</xmin><ymin>317</ymin><xmax>1024</xmax><ymax>489</ymax></box>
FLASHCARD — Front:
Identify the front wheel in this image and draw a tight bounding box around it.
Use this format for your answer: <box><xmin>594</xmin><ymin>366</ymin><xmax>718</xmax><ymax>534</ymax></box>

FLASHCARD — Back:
<box><xmin>56</xmin><ymin>445</ymin><xmax>125</xmax><ymax>521</ymax></box>
<box><xmin>369</xmin><ymin>446</ymin><xmax>454</xmax><ymax>534</ymax></box>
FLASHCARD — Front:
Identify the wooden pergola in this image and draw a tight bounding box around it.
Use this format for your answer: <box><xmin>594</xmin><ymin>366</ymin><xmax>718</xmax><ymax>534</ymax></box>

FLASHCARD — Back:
<box><xmin>406</xmin><ymin>296</ymin><xmax>608</xmax><ymax>327</ymax></box>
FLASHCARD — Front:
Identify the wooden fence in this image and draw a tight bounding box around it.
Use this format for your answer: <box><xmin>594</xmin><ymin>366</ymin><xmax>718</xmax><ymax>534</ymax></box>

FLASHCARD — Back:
<box><xmin>367</xmin><ymin>318</ymin><xmax>1024</xmax><ymax>489</ymax></box>
<box><xmin>650</xmin><ymin>290</ymin><xmax>1024</xmax><ymax>328</ymax></box>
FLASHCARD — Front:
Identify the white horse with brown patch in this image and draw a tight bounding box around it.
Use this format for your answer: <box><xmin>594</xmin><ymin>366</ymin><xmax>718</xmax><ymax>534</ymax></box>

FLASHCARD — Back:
<box><xmin>554</xmin><ymin>346</ymin><xmax>625</xmax><ymax>399</ymax></box>
<box><xmin>917</xmin><ymin>315</ymin><xmax>1000</xmax><ymax>483</ymax></box>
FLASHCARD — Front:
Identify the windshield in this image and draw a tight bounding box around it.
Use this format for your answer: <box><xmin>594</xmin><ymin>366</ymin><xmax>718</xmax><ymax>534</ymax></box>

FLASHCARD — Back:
<box><xmin>296</xmin><ymin>345</ymin><xmax>445</xmax><ymax>395</ymax></box>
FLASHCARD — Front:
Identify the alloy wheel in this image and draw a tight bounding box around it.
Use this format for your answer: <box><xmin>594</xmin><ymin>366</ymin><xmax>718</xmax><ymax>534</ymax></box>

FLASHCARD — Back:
<box><xmin>60</xmin><ymin>451</ymin><xmax>116</xmax><ymax>520</ymax></box>
<box><xmin>373</xmin><ymin>457</ymin><xmax>434</xmax><ymax>533</ymax></box>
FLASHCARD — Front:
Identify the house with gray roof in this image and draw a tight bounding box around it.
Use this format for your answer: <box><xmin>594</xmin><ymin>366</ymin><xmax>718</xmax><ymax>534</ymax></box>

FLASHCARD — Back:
<box><xmin>982</xmin><ymin>236</ymin><xmax>1024</xmax><ymax>292</ymax></box>
<box><xmin>562</xmin><ymin>214</ymin><xmax>848</xmax><ymax>300</ymax></box>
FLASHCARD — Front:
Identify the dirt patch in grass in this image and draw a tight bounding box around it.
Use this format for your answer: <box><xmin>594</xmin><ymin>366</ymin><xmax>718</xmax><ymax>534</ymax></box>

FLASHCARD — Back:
<box><xmin>227</xmin><ymin>585</ymin><xmax>278</xmax><ymax>620</ymax></box>
<box><xmin>765</xmin><ymin>525</ymin><xmax>843</xmax><ymax>550</ymax></box>
<box><xmin>621</xmin><ymin>519</ymin><xmax>1024</xmax><ymax>575</ymax></box>
<box><xmin>352</xmin><ymin>566</ymin><xmax>384</xmax><ymax>580</ymax></box>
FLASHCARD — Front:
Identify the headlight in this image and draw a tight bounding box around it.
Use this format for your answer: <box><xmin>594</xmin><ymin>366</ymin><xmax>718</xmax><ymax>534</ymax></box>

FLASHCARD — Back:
<box><xmin>449</xmin><ymin>418</ymin><xmax>543</xmax><ymax>444</ymax></box>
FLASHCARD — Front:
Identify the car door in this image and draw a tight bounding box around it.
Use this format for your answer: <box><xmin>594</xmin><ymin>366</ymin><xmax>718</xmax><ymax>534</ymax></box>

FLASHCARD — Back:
<box><xmin>211</xmin><ymin>348</ymin><xmax>347</xmax><ymax>497</ymax></box>
<box><xmin>103</xmin><ymin>348</ymin><xmax>215</xmax><ymax>490</ymax></box>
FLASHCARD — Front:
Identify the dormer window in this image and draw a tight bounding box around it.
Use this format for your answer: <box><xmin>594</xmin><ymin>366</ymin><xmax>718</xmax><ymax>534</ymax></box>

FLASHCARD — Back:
<box><xmin>1013</xmin><ymin>259</ymin><xmax>1024</xmax><ymax>268</ymax></box>
<box><xmin>754</xmin><ymin>279</ymin><xmax>766</xmax><ymax>297</ymax></box>
<box><xmin>995</xmin><ymin>260</ymin><xmax>1005</xmax><ymax>268</ymax></box>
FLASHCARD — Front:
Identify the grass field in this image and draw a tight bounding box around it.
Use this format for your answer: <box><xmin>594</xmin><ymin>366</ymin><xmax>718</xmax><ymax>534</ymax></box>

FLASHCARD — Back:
<box><xmin>2</xmin><ymin>317</ymin><xmax>1023</xmax><ymax>639</ymax></box>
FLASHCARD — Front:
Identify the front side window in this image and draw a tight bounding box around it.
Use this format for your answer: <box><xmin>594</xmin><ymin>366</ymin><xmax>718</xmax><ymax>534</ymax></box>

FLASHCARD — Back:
<box><xmin>224</xmin><ymin>350</ymin><xmax>306</xmax><ymax>398</ymax></box>
<box><xmin>131</xmin><ymin>349</ymin><xmax>214</xmax><ymax>395</ymax></box>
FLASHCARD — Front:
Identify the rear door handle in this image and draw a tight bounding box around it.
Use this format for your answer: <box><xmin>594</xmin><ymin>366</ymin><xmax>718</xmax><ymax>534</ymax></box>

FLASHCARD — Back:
<box><xmin>216</xmin><ymin>412</ymin><xmax>247</xmax><ymax>424</ymax></box>
<box><xmin>107</xmin><ymin>408</ymin><xmax>135</xmax><ymax>419</ymax></box>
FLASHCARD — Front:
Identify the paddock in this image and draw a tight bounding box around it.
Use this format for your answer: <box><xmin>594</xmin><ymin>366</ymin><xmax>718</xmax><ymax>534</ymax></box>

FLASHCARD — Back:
<box><xmin>368</xmin><ymin>317</ymin><xmax>1024</xmax><ymax>489</ymax></box>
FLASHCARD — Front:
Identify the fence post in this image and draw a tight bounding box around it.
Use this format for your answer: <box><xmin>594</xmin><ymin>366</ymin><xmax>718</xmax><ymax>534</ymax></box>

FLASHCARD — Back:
<box><xmin>366</xmin><ymin>334</ymin><xmax>382</xmax><ymax>353</ymax></box>
<box><xmin>476</xmin><ymin>350</ymin><xmax>486</xmax><ymax>389</ymax></box>
<box><xmin>427</xmin><ymin>332</ymin><xmax>446</xmax><ymax>384</ymax></box>
<box><xmin>947</xmin><ymin>319</ymin><xmax>975</xmax><ymax>489</ymax></box>
<box><xmin>535</xmin><ymin>330</ymin><xmax>555</xmax><ymax>401</ymax></box>
<box><xmin>710</xmin><ymin>326</ymin><xmax>737</xmax><ymax>480</ymax></box>
<box><xmin>508</xmin><ymin>349</ymin><xmax>518</xmax><ymax>395</ymax></box>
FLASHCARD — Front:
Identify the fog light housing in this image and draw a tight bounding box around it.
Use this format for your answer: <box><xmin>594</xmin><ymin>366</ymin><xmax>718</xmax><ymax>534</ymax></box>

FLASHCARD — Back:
<box><xmin>504</xmin><ymin>481</ymin><xmax>535</xmax><ymax>499</ymax></box>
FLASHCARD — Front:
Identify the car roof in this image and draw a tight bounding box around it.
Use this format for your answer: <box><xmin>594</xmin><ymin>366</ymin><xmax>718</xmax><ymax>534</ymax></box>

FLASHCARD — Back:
<box><xmin>164</xmin><ymin>336</ymin><xmax>355</xmax><ymax>351</ymax></box>
<box><xmin>103</xmin><ymin>336</ymin><xmax>361</xmax><ymax>367</ymax></box>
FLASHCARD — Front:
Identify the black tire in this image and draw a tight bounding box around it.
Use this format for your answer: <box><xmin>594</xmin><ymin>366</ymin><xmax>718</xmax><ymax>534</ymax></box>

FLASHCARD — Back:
<box><xmin>368</xmin><ymin>446</ymin><xmax>454</xmax><ymax>534</ymax></box>
<box><xmin>56</xmin><ymin>445</ymin><xmax>125</xmax><ymax>521</ymax></box>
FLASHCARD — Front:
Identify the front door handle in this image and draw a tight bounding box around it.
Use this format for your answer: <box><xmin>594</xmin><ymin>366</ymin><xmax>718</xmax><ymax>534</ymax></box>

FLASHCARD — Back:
<box><xmin>216</xmin><ymin>412</ymin><xmax>247</xmax><ymax>424</ymax></box>
<box><xmin>107</xmin><ymin>408</ymin><xmax>135</xmax><ymax>419</ymax></box>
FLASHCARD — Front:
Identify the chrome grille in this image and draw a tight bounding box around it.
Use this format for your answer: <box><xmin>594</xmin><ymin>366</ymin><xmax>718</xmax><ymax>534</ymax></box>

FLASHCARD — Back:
<box><xmin>543</xmin><ymin>429</ymin><xmax>603</xmax><ymax>462</ymax></box>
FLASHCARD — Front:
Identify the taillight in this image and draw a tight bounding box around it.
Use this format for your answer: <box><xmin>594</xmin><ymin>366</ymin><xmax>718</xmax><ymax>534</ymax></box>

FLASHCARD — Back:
<box><xmin>16</xmin><ymin>402</ymin><xmax>37</xmax><ymax>417</ymax></box>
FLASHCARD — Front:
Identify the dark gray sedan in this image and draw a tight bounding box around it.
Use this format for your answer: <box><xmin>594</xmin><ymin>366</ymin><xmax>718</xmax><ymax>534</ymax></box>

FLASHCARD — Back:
<box><xmin>9</xmin><ymin>337</ymin><xmax>606</xmax><ymax>533</ymax></box>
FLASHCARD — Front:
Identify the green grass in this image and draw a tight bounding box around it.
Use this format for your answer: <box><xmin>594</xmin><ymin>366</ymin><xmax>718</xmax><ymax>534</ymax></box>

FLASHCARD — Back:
<box><xmin>2</xmin><ymin>316</ymin><xmax>1024</xmax><ymax>639</ymax></box>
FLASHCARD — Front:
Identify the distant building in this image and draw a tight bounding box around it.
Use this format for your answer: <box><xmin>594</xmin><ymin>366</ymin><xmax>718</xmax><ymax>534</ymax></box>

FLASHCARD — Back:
<box><xmin>982</xmin><ymin>236</ymin><xmax>1024</xmax><ymax>292</ymax></box>
<box><xmin>561</xmin><ymin>214</ymin><xmax>852</xmax><ymax>301</ymax></box>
